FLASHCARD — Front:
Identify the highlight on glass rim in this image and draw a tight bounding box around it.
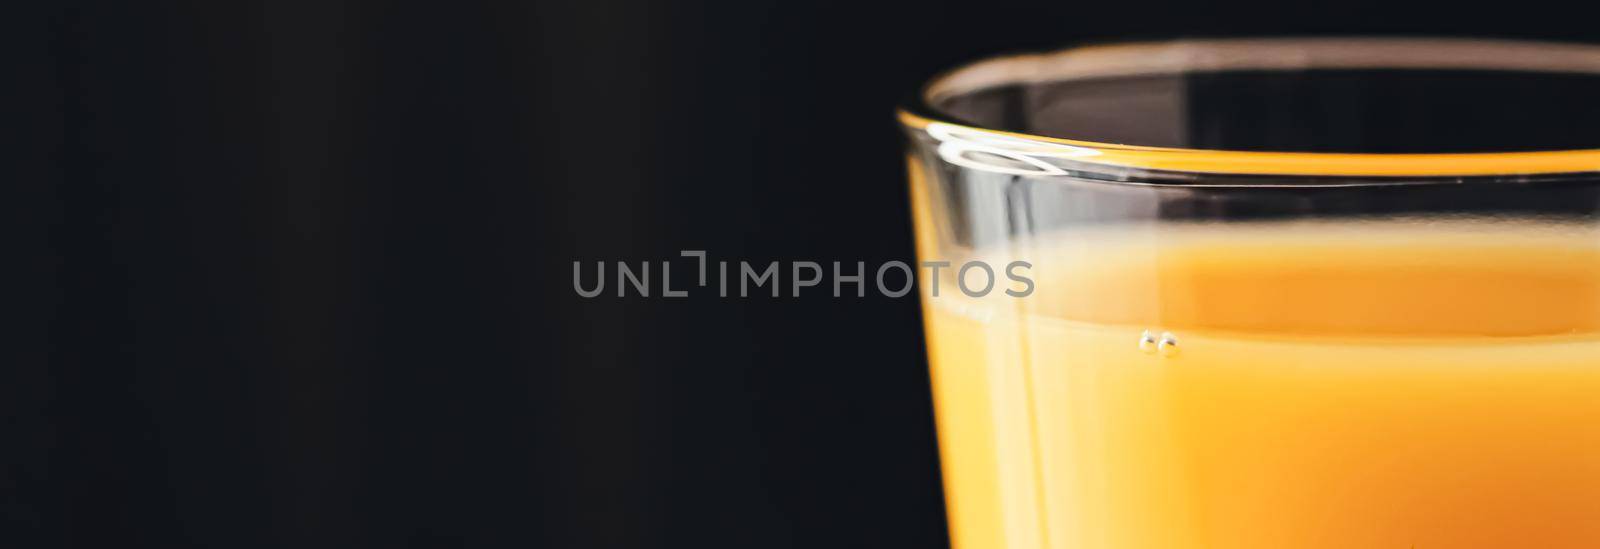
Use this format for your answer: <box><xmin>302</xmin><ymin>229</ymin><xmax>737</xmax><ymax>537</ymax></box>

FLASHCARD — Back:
<box><xmin>29</xmin><ymin>5</ymin><xmax>1600</xmax><ymax>549</ymax></box>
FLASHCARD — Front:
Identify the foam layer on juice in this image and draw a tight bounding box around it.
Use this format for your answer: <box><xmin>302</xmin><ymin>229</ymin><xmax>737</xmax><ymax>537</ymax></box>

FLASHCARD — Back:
<box><xmin>977</xmin><ymin>219</ymin><xmax>1600</xmax><ymax>337</ymax></box>
<box><xmin>924</xmin><ymin>220</ymin><xmax>1600</xmax><ymax>549</ymax></box>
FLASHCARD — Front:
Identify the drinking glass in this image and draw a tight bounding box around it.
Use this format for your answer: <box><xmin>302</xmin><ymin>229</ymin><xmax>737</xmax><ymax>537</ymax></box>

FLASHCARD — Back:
<box><xmin>900</xmin><ymin>37</ymin><xmax>1600</xmax><ymax>549</ymax></box>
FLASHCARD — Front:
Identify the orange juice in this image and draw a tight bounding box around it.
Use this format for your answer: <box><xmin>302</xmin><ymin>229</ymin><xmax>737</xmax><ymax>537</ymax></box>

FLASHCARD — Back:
<box><xmin>923</xmin><ymin>221</ymin><xmax>1600</xmax><ymax>549</ymax></box>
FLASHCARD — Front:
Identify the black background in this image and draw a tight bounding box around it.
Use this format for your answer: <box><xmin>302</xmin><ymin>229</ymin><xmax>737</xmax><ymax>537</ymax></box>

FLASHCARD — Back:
<box><xmin>10</xmin><ymin>1</ymin><xmax>1599</xmax><ymax>548</ymax></box>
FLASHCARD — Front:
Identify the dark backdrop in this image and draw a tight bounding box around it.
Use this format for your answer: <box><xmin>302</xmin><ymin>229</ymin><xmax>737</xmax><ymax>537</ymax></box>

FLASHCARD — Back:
<box><xmin>10</xmin><ymin>1</ymin><xmax>1597</xmax><ymax>548</ymax></box>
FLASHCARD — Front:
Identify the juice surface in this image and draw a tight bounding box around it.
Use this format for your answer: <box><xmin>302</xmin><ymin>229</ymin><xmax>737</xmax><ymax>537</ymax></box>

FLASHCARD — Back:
<box><xmin>923</xmin><ymin>221</ymin><xmax>1600</xmax><ymax>549</ymax></box>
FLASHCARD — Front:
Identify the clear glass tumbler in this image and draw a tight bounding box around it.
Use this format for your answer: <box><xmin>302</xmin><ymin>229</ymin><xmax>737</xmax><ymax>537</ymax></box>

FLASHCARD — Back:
<box><xmin>900</xmin><ymin>37</ymin><xmax>1600</xmax><ymax>549</ymax></box>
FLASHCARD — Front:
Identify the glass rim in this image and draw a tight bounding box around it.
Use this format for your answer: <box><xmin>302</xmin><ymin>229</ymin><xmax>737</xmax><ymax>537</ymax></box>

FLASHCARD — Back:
<box><xmin>898</xmin><ymin>36</ymin><xmax>1600</xmax><ymax>177</ymax></box>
